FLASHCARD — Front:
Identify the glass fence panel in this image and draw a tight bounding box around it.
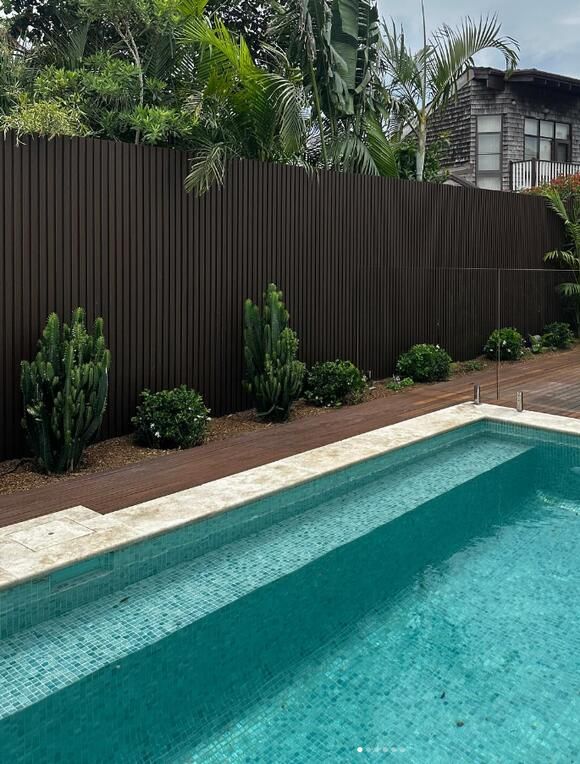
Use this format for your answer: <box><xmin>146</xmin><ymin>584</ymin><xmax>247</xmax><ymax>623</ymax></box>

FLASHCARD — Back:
<box><xmin>495</xmin><ymin>268</ymin><xmax>579</xmax><ymax>417</ymax></box>
<box><xmin>372</xmin><ymin>267</ymin><xmax>497</xmax><ymax>404</ymax></box>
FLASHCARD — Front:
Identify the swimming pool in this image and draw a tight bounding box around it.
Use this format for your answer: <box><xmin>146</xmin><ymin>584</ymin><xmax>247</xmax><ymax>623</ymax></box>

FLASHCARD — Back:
<box><xmin>1</xmin><ymin>415</ymin><xmax>579</xmax><ymax>762</ymax></box>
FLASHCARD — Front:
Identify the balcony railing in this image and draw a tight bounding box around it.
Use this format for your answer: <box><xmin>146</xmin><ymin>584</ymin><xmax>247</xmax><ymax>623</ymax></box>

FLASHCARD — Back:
<box><xmin>510</xmin><ymin>159</ymin><xmax>580</xmax><ymax>191</ymax></box>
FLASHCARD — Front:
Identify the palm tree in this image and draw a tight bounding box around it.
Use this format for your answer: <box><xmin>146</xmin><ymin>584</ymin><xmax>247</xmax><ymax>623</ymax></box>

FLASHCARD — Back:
<box><xmin>382</xmin><ymin>3</ymin><xmax>519</xmax><ymax>181</ymax></box>
<box><xmin>543</xmin><ymin>186</ymin><xmax>580</xmax><ymax>334</ymax></box>
<box><xmin>178</xmin><ymin>12</ymin><xmax>306</xmax><ymax>195</ymax></box>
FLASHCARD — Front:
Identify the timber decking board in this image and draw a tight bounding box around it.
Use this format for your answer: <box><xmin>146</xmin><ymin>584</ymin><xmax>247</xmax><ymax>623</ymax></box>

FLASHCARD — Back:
<box><xmin>1</xmin><ymin>349</ymin><xmax>580</xmax><ymax>528</ymax></box>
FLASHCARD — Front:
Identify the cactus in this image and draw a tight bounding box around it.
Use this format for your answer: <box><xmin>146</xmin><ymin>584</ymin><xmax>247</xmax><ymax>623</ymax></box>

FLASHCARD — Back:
<box><xmin>243</xmin><ymin>283</ymin><xmax>305</xmax><ymax>421</ymax></box>
<box><xmin>21</xmin><ymin>308</ymin><xmax>111</xmax><ymax>473</ymax></box>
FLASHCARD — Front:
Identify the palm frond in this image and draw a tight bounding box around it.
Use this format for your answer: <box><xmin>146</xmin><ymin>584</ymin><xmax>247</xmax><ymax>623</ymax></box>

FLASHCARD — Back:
<box><xmin>184</xmin><ymin>139</ymin><xmax>228</xmax><ymax>195</ymax></box>
<box><xmin>427</xmin><ymin>15</ymin><xmax>519</xmax><ymax>112</ymax></box>
<box><xmin>363</xmin><ymin>114</ymin><xmax>398</xmax><ymax>177</ymax></box>
<box><xmin>380</xmin><ymin>21</ymin><xmax>422</xmax><ymax>122</ymax></box>
<box><xmin>558</xmin><ymin>282</ymin><xmax>580</xmax><ymax>297</ymax></box>
<box><xmin>544</xmin><ymin>249</ymin><xmax>579</xmax><ymax>268</ymax></box>
<box><xmin>265</xmin><ymin>73</ymin><xmax>305</xmax><ymax>156</ymax></box>
<box><xmin>329</xmin><ymin>130</ymin><xmax>377</xmax><ymax>175</ymax></box>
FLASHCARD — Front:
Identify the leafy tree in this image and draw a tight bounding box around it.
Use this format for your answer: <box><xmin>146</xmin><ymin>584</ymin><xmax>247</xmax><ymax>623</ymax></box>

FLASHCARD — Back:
<box><xmin>382</xmin><ymin>3</ymin><xmax>518</xmax><ymax>180</ymax></box>
<box><xmin>542</xmin><ymin>185</ymin><xmax>580</xmax><ymax>334</ymax></box>
<box><xmin>0</xmin><ymin>21</ymin><xmax>30</xmax><ymax>114</ymax></box>
<box><xmin>205</xmin><ymin>0</ymin><xmax>272</xmax><ymax>62</ymax></box>
<box><xmin>1</xmin><ymin>0</ymin><xmax>82</xmax><ymax>46</ymax></box>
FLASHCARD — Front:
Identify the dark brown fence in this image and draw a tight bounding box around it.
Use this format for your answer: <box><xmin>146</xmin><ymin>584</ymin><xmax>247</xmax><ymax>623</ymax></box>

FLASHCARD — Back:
<box><xmin>0</xmin><ymin>133</ymin><xmax>564</xmax><ymax>458</ymax></box>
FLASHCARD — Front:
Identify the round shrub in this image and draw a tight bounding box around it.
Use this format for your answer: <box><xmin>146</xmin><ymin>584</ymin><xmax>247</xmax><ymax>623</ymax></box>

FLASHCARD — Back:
<box><xmin>395</xmin><ymin>344</ymin><xmax>452</xmax><ymax>383</ymax></box>
<box><xmin>132</xmin><ymin>385</ymin><xmax>210</xmax><ymax>449</ymax></box>
<box><xmin>304</xmin><ymin>360</ymin><xmax>367</xmax><ymax>407</ymax></box>
<box><xmin>483</xmin><ymin>328</ymin><xmax>524</xmax><ymax>361</ymax></box>
<box><xmin>542</xmin><ymin>321</ymin><xmax>574</xmax><ymax>349</ymax></box>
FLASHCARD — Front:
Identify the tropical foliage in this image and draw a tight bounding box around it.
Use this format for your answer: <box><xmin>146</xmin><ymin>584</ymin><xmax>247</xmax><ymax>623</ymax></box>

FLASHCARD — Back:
<box><xmin>540</xmin><ymin>185</ymin><xmax>580</xmax><ymax>334</ymax></box>
<box><xmin>381</xmin><ymin>5</ymin><xmax>518</xmax><ymax>180</ymax></box>
<box><xmin>0</xmin><ymin>0</ymin><xmax>517</xmax><ymax>192</ymax></box>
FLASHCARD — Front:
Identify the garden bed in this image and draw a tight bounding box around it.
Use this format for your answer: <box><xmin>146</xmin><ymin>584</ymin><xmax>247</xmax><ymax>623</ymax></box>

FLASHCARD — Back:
<box><xmin>0</xmin><ymin>377</ymin><xmax>409</xmax><ymax>495</ymax></box>
<box><xmin>1</xmin><ymin>349</ymin><xmax>573</xmax><ymax>497</ymax></box>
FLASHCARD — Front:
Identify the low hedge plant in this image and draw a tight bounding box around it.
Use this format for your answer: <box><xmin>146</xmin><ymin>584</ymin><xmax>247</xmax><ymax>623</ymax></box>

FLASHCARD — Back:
<box><xmin>132</xmin><ymin>385</ymin><xmax>210</xmax><ymax>449</ymax></box>
<box><xmin>395</xmin><ymin>344</ymin><xmax>452</xmax><ymax>383</ymax></box>
<box><xmin>304</xmin><ymin>360</ymin><xmax>367</xmax><ymax>407</ymax></box>
<box><xmin>483</xmin><ymin>328</ymin><xmax>524</xmax><ymax>361</ymax></box>
<box><xmin>541</xmin><ymin>322</ymin><xmax>574</xmax><ymax>349</ymax></box>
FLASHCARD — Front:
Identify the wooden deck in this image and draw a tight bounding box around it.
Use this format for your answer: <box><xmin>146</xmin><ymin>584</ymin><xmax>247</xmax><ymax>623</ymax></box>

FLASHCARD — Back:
<box><xmin>1</xmin><ymin>348</ymin><xmax>580</xmax><ymax>529</ymax></box>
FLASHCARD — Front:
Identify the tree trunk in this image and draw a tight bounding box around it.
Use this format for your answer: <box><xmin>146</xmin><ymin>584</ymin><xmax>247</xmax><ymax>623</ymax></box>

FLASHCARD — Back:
<box><xmin>416</xmin><ymin>116</ymin><xmax>427</xmax><ymax>182</ymax></box>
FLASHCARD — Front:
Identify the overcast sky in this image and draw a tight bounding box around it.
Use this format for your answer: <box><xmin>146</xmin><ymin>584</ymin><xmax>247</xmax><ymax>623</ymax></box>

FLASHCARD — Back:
<box><xmin>378</xmin><ymin>1</ymin><xmax>580</xmax><ymax>79</ymax></box>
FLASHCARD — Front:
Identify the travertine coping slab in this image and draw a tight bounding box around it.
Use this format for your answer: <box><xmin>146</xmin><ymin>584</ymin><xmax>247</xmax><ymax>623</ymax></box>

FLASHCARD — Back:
<box><xmin>1</xmin><ymin>402</ymin><xmax>580</xmax><ymax>589</ymax></box>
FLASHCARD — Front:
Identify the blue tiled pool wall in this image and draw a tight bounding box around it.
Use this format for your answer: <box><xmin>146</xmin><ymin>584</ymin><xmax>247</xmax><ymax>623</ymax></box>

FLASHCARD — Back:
<box><xmin>1</xmin><ymin>419</ymin><xmax>578</xmax><ymax>640</ymax></box>
<box><xmin>0</xmin><ymin>446</ymin><xmax>543</xmax><ymax>763</ymax></box>
<box><xmin>0</xmin><ymin>422</ymin><xmax>485</xmax><ymax>638</ymax></box>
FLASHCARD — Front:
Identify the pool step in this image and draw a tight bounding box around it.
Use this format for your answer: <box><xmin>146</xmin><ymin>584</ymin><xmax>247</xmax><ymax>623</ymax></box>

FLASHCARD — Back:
<box><xmin>0</xmin><ymin>435</ymin><xmax>533</xmax><ymax>718</ymax></box>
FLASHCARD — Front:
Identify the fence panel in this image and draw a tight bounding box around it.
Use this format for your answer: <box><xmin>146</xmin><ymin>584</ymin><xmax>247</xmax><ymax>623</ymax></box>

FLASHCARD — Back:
<box><xmin>0</xmin><ymin>133</ymin><xmax>564</xmax><ymax>458</ymax></box>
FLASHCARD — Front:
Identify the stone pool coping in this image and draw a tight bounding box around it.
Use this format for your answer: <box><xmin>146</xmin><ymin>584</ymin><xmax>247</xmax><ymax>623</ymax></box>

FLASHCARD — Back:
<box><xmin>1</xmin><ymin>401</ymin><xmax>580</xmax><ymax>590</ymax></box>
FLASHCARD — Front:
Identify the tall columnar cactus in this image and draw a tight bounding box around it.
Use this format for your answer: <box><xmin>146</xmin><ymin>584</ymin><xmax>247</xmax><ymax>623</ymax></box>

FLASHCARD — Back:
<box><xmin>21</xmin><ymin>308</ymin><xmax>111</xmax><ymax>473</ymax></box>
<box><xmin>243</xmin><ymin>283</ymin><xmax>305</xmax><ymax>421</ymax></box>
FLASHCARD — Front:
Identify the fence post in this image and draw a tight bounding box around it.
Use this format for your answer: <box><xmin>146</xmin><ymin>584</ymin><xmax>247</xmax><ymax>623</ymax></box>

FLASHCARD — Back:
<box><xmin>531</xmin><ymin>158</ymin><xmax>538</xmax><ymax>188</ymax></box>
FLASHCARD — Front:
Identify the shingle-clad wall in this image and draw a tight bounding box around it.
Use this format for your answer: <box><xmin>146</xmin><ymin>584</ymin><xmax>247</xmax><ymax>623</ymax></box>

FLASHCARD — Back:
<box><xmin>426</xmin><ymin>86</ymin><xmax>472</xmax><ymax>181</ymax></box>
<box><xmin>428</xmin><ymin>76</ymin><xmax>580</xmax><ymax>189</ymax></box>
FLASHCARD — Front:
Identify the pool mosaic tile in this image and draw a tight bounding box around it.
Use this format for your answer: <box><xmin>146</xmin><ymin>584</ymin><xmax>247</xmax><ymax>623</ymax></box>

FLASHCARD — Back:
<box><xmin>1</xmin><ymin>413</ymin><xmax>580</xmax><ymax>762</ymax></box>
<box><xmin>0</xmin><ymin>427</ymin><xmax>531</xmax><ymax>717</ymax></box>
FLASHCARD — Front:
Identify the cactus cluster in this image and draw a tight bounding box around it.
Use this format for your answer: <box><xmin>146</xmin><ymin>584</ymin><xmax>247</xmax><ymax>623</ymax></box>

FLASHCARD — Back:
<box><xmin>243</xmin><ymin>283</ymin><xmax>304</xmax><ymax>421</ymax></box>
<box><xmin>21</xmin><ymin>308</ymin><xmax>110</xmax><ymax>473</ymax></box>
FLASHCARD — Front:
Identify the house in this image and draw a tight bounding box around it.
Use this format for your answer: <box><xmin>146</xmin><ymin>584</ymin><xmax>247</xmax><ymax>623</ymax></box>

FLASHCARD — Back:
<box><xmin>428</xmin><ymin>67</ymin><xmax>580</xmax><ymax>192</ymax></box>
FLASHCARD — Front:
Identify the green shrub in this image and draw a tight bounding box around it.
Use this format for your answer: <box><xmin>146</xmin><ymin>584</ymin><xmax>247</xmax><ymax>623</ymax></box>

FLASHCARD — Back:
<box><xmin>304</xmin><ymin>360</ymin><xmax>367</xmax><ymax>407</ymax></box>
<box><xmin>483</xmin><ymin>328</ymin><xmax>524</xmax><ymax>361</ymax></box>
<box><xmin>395</xmin><ymin>344</ymin><xmax>452</xmax><ymax>382</ymax></box>
<box><xmin>243</xmin><ymin>283</ymin><xmax>305</xmax><ymax>421</ymax></box>
<box><xmin>385</xmin><ymin>375</ymin><xmax>414</xmax><ymax>392</ymax></box>
<box><xmin>528</xmin><ymin>334</ymin><xmax>543</xmax><ymax>354</ymax></box>
<box><xmin>21</xmin><ymin>308</ymin><xmax>110</xmax><ymax>474</ymax></box>
<box><xmin>132</xmin><ymin>386</ymin><xmax>210</xmax><ymax>449</ymax></box>
<box><xmin>541</xmin><ymin>322</ymin><xmax>574</xmax><ymax>349</ymax></box>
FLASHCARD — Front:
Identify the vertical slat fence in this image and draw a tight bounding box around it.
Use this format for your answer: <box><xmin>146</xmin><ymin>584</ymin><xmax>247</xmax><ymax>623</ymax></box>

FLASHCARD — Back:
<box><xmin>0</xmin><ymin>133</ymin><xmax>564</xmax><ymax>458</ymax></box>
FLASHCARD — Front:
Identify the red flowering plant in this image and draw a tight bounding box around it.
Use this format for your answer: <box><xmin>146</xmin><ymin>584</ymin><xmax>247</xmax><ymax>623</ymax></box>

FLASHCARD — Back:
<box><xmin>527</xmin><ymin>173</ymin><xmax>580</xmax><ymax>201</ymax></box>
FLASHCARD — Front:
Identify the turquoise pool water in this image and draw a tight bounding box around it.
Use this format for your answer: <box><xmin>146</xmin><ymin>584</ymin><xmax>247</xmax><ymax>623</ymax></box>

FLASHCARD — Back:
<box><xmin>1</xmin><ymin>421</ymin><xmax>580</xmax><ymax>762</ymax></box>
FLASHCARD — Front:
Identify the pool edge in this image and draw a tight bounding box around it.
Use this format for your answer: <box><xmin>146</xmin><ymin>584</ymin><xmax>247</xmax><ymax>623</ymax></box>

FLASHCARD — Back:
<box><xmin>1</xmin><ymin>402</ymin><xmax>578</xmax><ymax>590</ymax></box>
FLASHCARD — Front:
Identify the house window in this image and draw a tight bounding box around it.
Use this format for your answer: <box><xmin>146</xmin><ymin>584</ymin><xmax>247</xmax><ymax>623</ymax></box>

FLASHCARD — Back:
<box><xmin>524</xmin><ymin>118</ymin><xmax>570</xmax><ymax>162</ymax></box>
<box><xmin>476</xmin><ymin>115</ymin><xmax>502</xmax><ymax>190</ymax></box>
